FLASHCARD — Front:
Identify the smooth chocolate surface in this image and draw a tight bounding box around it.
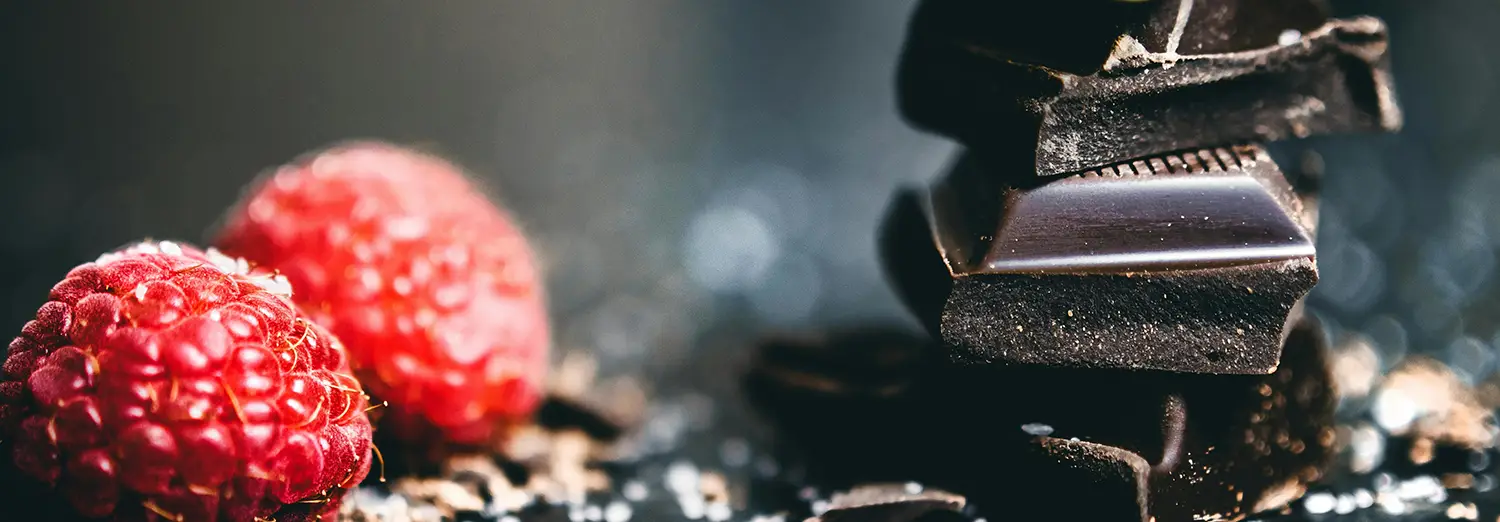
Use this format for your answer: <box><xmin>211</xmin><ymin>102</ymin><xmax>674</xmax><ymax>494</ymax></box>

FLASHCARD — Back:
<box><xmin>897</xmin><ymin>8</ymin><xmax>1402</xmax><ymax>176</ymax></box>
<box><xmin>939</xmin><ymin>145</ymin><xmax>1313</xmax><ymax>274</ymax></box>
<box><xmin>880</xmin><ymin>145</ymin><xmax>1317</xmax><ymax>374</ymax></box>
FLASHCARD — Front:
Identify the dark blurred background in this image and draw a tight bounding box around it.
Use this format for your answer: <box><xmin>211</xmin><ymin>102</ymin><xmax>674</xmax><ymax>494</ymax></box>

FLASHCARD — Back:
<box><xmin>0</xmin><ymin>1</ymin><xmax>1493</xmax><ymax>385</ymax></box>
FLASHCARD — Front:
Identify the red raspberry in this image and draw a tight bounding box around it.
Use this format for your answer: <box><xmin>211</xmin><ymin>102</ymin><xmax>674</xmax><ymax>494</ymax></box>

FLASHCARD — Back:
<box><xmin>0</xmin><ymin>241</ymin><xmax>373</xmax><ymax>521</ymax></box>
<box><xmin>215</xmin><ymin>142</ymin><xmax>550</xmax><ymax>444</ymax></box>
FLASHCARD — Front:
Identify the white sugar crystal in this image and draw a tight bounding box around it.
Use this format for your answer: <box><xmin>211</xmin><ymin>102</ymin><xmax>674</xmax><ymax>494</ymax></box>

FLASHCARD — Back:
<box><xmin>665</xmin><ymin>461</ymin><xmax>700</xmax><ymax>495</ymax></box>
<box><xmin>1021</xmin><ymin>423</ymin><xmax>1054</xmax><ymax>436</ymax></box>
<box><xmin>1303</xmin><ymin>492</ymin><xmax>1335</xmax><ymax>514</ymax></box>
<box><xmin>622</xmin><ymin>480</ymin><xmax>649</xmax><ymax>501</ymax></box>
<box><xmin>680</xmin><ymin>495</ymin><xmax>706</xmax><ymax>520</ymax></box>
<box><xmin>604</xmin><ymin>501</ymin><xmax>633</xmax><ymax>522</ymax></box>
<box><xmin>706</xmin><ymin>502</ymin><xmax>732</xmax><ymax>522</ymax></box>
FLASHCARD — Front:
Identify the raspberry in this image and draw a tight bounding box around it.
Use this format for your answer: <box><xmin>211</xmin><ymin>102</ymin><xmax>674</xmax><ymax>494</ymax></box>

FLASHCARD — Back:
<box><xmin>216</xmin><ymin>142</ymin><xmax>550</xmax><ymax>444</ymax></box>
<box><xmin>0</xmin><ymin>241</ymin><xmax>373</xmax><ymax>521</ymax></box>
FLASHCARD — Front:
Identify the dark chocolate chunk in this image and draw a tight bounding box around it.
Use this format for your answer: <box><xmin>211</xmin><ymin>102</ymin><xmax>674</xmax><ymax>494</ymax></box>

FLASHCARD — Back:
<box><xmin>1149</xmin><ymin>317</ymin><xmax>1338</xmax><ymax>521</ymax></box>
<box><xmin>810</xmin><ymin>484</ymin><xmax>966</xmax><ymax>522</ymax></box>
<box><xmin>454</xmin><ymin>510</ymin><xmax>494</xmax><ymax>522</ymax></box>
<box><xmin>880</xmin><ymin>144</ymin><xmax>1317</xmax><ymax>374</ymax></box>
<box><xmin>901</xmin><ymin>0</ymin><xmax>1331</xmax><ymax>76</ymax></box>
<box><xmin>452</xmin><ymin>469</ymin><xmax>496</xmax><ymax>504</ymax></box>
<box><xmin>910</xmin><ymin>511</ymin><xmax>968</xmax><ymax>522</ymax></box>
<box><xmin>748</xmin><ymin>329</ymin><xmax>930</xmax><ymax>399</ymax></box>
<box><xmin>1023</xmin><ymin>438</ymin><xmax>1151</xmax><ymax>521</ymax></box>
<box><xmin>742</xmin><ymin>328</ymin><xmax>938</xmax><ymax>482</ymax></box>
<box><xmin>897</xmin><ymin>5</ymin><xmax>1402</xmax><ymax>176</ymax></box>
<box><xmin>969</xmin><ymin>317</ymin><xmax>1335</xmax><ymax>521</ymax></box>
<box><xmin>493</xmin><ymin>454</ymin><xmax>532</xmax><ymax>488</ymax></box>
<box><xmin>743</xmin><ymin>317</ymin><xmax>1335</xmax><ymax>522</ymax></box>
<box><xmin>535</xmin><ymin>395</ymin><xmax>627</xmax><ymax>442</ymax></box>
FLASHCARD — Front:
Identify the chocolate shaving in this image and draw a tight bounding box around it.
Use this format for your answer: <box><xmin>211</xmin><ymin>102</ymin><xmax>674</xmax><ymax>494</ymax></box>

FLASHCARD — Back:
<box><xmin>808</xmin><ymin>484</ymin><xmax>965</xmax><ymax>522</ymax></box>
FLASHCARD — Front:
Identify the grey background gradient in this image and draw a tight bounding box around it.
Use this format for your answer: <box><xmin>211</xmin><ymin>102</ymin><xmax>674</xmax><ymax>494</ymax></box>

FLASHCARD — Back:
<box><xmin>0</xmin><ymin>0</ymin><xmax>1492</xmax><ymax>384</ymax></box>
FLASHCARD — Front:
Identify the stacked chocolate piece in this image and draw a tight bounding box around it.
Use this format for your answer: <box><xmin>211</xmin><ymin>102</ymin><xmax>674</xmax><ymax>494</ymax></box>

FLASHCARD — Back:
<box><xmin>872</xmin><ymin>0</ymin><xmax>1404</xmax><ymax>519</ymax></box>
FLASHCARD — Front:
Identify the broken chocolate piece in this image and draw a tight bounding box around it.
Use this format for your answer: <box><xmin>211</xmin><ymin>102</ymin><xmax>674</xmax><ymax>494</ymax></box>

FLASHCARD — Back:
<box><xmin>1150</xmin><ymin>317</ymin><xmax>1338</xmax><ymax>520</ymax></box>
<box><xmin>897</xmin><ymin>4</ymin><xmax>1402</xmax><ymax>176</ymax></box>
<box><xmin>745</xmin><ymin>317</ymin><xmax>1336</xmax><ymax>522</ymax></box>
<box><xmin>748</xmin><ymin>329</ymin><xmax>931</xmax><ymax>399</ymax></box>
<box><xmin>991</xmin><ymin>317</ymin><xmax>1336</xmax><ymax>521</ymax></box>
<box><xmin>809</xmin><ymin>484</ymin><xmax>966</xmax><ymax>522</ymax></box>
<box><xmin>536</xmin><ymin>396</ymin><xmax>627</xmax><ymax>442</ymax></box>
<box><xmin>880</xmin><ymin>144</ymin><xmax>1316</xmax><ymax>374</ymax></box>
<box><xmin>743</xmin><ymin>328</ymin><xmax>939</xmax><ymax>482</ymax></box>
<box><xmin>901</xmin><ymin>0</ymin><xmax>1332</xmax><ymax>77</ymax></box>
<box><xmin>1024</xmin><ymin>438</ymin><xmax>1151</xmax><ymax>522</ymax></box>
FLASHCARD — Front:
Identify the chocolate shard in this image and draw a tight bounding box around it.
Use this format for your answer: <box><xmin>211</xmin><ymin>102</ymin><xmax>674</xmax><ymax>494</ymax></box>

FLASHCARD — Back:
<box><xmin>742</xmin><ymin>328</ymin><xmax>938</xmax><ymax>481</ymax></box>
<box><xmin>880</xmin><ymin>144</ymin><xmax>1316</xmax><ymax>374</ymax></box>
<box><xmin>1024</xmin><ymin>438</ymin><xmax>1152</xmax><ymax>521</ymax></box>
<box><xmin>810</xmin><ymin>484</ymin><xmax>966</xmax><ymax>522</ymax></box>
<box><xmin>897</xmin><ymin>0</ymin><xmax>1402</xmax><ymax>177</ymax></box>
<box><xmin>535</xmin><ymin>396</ymin><xmax>626</xmax><ymax>442</ymax></box>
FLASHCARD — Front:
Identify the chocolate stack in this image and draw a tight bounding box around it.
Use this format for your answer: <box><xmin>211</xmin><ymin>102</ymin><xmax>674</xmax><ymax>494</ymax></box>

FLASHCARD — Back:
<box><xmin>874</xmin><ymin>0</ymin><xmax>1404</xmax><ymax>519</ymax></box>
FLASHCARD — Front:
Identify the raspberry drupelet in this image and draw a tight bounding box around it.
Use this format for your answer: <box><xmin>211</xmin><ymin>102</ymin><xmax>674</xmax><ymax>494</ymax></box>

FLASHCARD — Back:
<box><xmin>0</xmin><ymin>241</ymin><xmax>373</xmax><ymax>521</ymax></box>
<box><xmin>216</xmin><ymin>142</ymin><xmax>550</xmax><ymax>445</ymax></box>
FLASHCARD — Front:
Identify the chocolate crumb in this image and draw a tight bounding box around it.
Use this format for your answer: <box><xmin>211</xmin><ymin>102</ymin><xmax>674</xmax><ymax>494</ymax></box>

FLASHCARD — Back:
<box><xmin>452</xmin><ymin>469</ymin><xmax>496</xmax><ymax>503</ymax></box>
<box><xmin>494</xmin><ymin>455</ymin><xmax>533</xmax><ymax>487</ymax></box>
<box><xmin>537</xmin><ymin>351</ymin><xmax>647</xmax><ymax>442</ymax></box>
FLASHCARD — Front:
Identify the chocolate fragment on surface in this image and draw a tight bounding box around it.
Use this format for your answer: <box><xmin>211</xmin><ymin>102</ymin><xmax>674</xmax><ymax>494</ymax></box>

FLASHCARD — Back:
<box><xmin>747</xmin><ymin>329</ymin><xmax>930</xmax><ymax>400</ymax></box>
<box><xmin>808</xmin><ymin>484</ymin><xmax>965</xmax><ymax>522</ymax></box>
<box><xmin>536</xmin><ymin>396</ymin><xmax>627</xmax><ymax>442</ymax></box>
<box><xmin>542</xmin><ymin>351</ymin><xmax>648</xmax><ymax>440</ymax></box>
<box><xmin>1023</xmin><ymin>438</ymin><xmax>1151</xmax><ymax>522</ymax></box>
<box><xmin>743</xmin><ymin>328</ymin><xmax>939</xmax><ymax>482</ymax></box>
<box><xmin>881</xmin><ymin>145</ymin><xmax>1317</xmax><ymax>374</ymax></box>
<box><xmin>897</xmin><ymin>0</ymin><xmax>1401</xmax><ymax>176</ymax></box>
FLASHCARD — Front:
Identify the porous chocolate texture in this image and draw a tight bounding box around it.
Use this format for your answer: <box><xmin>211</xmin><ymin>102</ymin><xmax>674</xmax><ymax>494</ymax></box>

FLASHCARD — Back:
<box><xmin>896</xmin><ymin>0</ymin><xmax>1402</xmax><ymax>176</ymax></box>
<box><xmin>880</xmin><ymin>145</ymin><xmax>1316</xmax><ymax>374</ymax></box>
<box><xmin>927</xmin><ymin>319</ymin><xmax>1336</xmax><ymax>521</ymax></box>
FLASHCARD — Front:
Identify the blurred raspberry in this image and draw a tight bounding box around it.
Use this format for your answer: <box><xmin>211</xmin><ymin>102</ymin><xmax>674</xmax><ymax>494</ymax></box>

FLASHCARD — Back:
<box><xmin>216</xmin><ymin>141</ymin><xmax>550</xmax><ymax>445</ymax></box>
